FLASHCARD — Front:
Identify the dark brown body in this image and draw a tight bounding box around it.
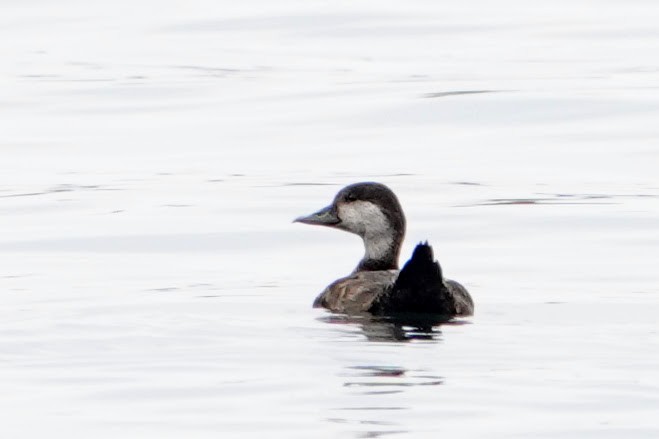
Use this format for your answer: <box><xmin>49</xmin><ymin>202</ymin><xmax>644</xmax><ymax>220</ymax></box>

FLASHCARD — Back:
<box><xmin>313</xmin><ymin>270</ymin><xmax>398</xmax><ymax>314</ymax></box>
<box><xmin>313</xmin><ymin>270</ymin><xmax>474</xmax><ymax>317</ymax></box>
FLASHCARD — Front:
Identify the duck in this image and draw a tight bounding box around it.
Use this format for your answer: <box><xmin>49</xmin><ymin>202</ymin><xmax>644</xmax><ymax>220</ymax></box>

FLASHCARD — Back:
<box><xmin>294</xmin><ymin>182</ymin><xmax>474</xmax><ymax>318</ymax></box>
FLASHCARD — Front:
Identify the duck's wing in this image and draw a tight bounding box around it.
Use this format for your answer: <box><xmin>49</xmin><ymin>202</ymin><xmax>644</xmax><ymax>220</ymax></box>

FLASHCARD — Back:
<box><xmin>444</xmin><ymin>279</ymin><xmax>474</xmax><ymax>316</ymax></box>
<box><xmin>369</xmin><ymin>242</ymin><xmax>474</xmax><ymax>317</ymax></box>
<box><xmin>313</xmin><ymin>270</ymin><xmax>398</xmax><ymax>314</ymax></box>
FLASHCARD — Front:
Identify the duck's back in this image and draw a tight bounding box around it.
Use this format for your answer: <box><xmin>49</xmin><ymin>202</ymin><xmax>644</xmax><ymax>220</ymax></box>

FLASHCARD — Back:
<box><xmin>313</xmin><ymin>243</ymin><xmax>473</xmax><ymax>318</ymax></box>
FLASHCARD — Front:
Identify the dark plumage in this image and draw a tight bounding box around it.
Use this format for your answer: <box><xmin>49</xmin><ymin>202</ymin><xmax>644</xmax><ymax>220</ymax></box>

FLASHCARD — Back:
<box><xmin>295</xmin><ymin>182</ymin><xmax>474</xmax><ymax>318</ymax></box>
<box><xmin>370</xmin><ymin>243</ymin><xmax>473</xmax><ymax>317</ymax></box>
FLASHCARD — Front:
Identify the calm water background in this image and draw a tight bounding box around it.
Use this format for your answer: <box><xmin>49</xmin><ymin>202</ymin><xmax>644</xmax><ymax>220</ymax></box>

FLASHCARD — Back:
<box><xmin>2</xmin><ymin>1</ymin><xmax>659</xmax><ymax>437</ymax></box>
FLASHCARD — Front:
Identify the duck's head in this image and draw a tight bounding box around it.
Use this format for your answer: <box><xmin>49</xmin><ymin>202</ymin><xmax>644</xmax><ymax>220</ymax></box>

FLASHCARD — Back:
<box><xmin>295</xmin><ymin>182</ymin><xmax>406</xmax><ymax>271</ymax></box>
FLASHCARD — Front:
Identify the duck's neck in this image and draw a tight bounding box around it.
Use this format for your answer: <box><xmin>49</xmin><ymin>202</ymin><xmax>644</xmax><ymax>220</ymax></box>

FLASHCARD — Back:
<box><xmin>355</xmin><ymin>230</ymin><xmax>403</xmax><ymax>272</ymax></box>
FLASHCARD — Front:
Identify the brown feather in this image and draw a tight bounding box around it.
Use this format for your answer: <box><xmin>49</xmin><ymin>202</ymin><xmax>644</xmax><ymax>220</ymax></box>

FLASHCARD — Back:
<box><xmin>313</xmin><ymin>270</ymin><xmax>398</xmax><ymax>314</ymax></box>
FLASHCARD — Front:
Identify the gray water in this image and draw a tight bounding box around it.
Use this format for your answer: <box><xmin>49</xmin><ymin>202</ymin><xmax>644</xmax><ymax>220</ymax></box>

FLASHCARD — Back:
<box><xmin>2</xmin><ymin>1</ymin><xmax>659</xmax><ymax>437</ymax></box>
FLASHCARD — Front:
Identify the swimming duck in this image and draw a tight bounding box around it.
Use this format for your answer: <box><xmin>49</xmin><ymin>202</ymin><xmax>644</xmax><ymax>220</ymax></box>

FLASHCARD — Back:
<box><xmin>295</xmin><ymin>182</ymin><xmax>474</xmax><ymax>318</ymax></box>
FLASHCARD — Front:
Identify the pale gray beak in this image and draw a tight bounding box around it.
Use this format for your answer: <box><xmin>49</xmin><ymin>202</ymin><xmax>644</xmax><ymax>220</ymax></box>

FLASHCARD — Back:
<box><xmin>294</xmin><ymin>205</ymin><xmax>341</xmax><ymax>226</ymax></box>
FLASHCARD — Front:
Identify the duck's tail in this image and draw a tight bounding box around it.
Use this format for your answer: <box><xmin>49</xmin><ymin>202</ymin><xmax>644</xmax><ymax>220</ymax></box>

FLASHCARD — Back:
<box><xmin>370</xmin><ymin>242</ymin><xmax>455</xmax><ymax>316</ymax></box>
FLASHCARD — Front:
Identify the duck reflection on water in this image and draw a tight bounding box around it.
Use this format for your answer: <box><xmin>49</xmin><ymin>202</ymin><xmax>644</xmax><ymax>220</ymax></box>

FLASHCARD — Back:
<box><xmin>318</xmin><ymin>313</ymin><xmax>469</xmax><ymax>342</ymax></box>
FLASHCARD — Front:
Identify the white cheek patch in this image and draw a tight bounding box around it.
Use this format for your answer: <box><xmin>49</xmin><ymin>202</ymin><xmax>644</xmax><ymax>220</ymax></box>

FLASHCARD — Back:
<box><xmin>338</xmin><ymin>201</ymin><xmax>393</xmax><ymax>260</ymax></box>
<box><xmin>338</xmin><ymin>201</ymin><xmax>388</xmax><ymax>235</ymax></box>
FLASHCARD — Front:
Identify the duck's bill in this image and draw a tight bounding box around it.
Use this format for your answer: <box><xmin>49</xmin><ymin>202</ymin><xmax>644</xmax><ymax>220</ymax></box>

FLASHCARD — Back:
<box><xmin>294</xmin><ymin>205</ymin><xmax>341</xmax><ymax>226</ymax></box>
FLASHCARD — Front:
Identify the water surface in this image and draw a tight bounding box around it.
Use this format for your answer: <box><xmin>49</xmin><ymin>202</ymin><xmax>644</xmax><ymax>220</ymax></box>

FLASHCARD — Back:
<box><xmin>1</xmin><ymin>1</ymin><xmax>659</xmax><ymax>437</ymax></box>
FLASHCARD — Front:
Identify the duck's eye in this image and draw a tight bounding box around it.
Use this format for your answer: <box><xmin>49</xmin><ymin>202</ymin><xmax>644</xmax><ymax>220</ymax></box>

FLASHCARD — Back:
<box><xmin>345</xmin><ymin>194</ymin><xmax>357</xmax><ymax>202</ymax></box>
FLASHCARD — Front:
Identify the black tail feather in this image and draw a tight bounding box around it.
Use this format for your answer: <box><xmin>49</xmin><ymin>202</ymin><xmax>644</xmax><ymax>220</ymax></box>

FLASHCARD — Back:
<box><xmin>395</xmin><ymin>242</ymin><xmax>443</xmax><ymax>291</ymax></box>
<box><xmin>369</xmin><ymin>242</ymin><xmax>453</xmax><ymax>316</ymax></box>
